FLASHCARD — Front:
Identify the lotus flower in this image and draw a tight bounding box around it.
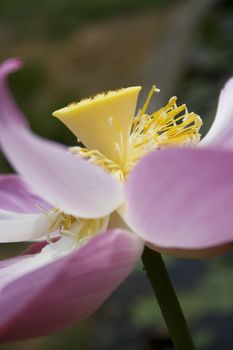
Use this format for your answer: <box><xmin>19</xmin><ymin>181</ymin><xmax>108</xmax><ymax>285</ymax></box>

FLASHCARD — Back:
<box><xmin>0</xmin><ymin>58</ymin><xmax>233</xmax><ymax>341</ymax></box>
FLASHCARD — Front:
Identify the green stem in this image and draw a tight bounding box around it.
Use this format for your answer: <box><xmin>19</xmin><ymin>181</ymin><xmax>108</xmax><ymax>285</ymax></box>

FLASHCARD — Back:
<box><xmin>141</xmin><ymin>247</ymin><xmax>196</xmax><ymax>350</ymax></box>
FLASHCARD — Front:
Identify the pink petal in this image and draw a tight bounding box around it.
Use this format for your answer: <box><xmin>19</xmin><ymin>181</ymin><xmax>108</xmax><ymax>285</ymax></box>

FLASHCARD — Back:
<box><xmin>125</xmin><ymin>148</ymin><xmax>233</xmax><ymax>257</ymax></box>
<box><xmin>0</xmin><ymin>256</ymin><xmax>29</xmax><ymax>269</ymax></box>
<box><xmin>0</xmin><ymin>59</ymin><xmax>123</xmax><ymax>218</ymax></box>
<box><xmin>0</xmin><ymin>229</ymin><xmax>143</xmax><ymax>341</ymax></box>
<box><xmin>0</xmin><ymin>174</ymin><xmax>51</xmax><ymax>213</ymax></box>
<box><xmin>0</xmin><ymin>58</ymin><xmax>26</xmax><ymax>128</ymax></box>
<box><xmin>202</xmin><ymin>77</ymin><xmax>233</xmax><ymax>148</ymax></box>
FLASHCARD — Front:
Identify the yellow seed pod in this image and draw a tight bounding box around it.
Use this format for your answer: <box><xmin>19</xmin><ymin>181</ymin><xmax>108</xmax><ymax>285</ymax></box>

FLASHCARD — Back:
<box><xmin>53</xmin><ymin>86</ymin><xmax>141</xmax><ymax>165</ymax></box>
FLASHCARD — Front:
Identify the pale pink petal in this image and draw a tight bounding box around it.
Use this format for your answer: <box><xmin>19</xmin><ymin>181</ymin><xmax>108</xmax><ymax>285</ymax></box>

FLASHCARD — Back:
<box><xmin>202</xmin><ymin>77</ymin><xmax>233</xmax><ymax>148</ymax></box>
<box><xmin>0</xmin><ymin>174</ymin><xmax>51</xmax><ymax>213</ymax></box>
<box><xmin>0</xmin><ymin>59</ymin><xmax>123</xmax><ymax>218</ymax></box>
<box><xmin>125</xmin><ymin>148</ymin><xmax>233</xmax><ymax>257</ymax></box>
<box><xmin>0</xmin><ymin>209</ymin><xmax>58</xmax><ymax>243</ymax></box>
<box><xmin>0</xmin><ymin>229</ymin><xmax>143</xmax><ymax>341</ymax></box>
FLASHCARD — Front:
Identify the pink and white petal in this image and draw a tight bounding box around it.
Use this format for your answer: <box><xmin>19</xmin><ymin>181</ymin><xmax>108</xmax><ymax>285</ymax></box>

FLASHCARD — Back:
<box><xmin>0</xmin><ymin>209</ymin><xmax>58</xmax><ymax>243</ymax></box>
<box><xmin>0</xmin><ymin>174</ymin><xmax>60</xmax><ymax>242</ymax></box>
<box><xmin>201</xmin><ymin>77</ymin><xmax>233</xmax><ymax>148</ymax></box>
<box><xmin>0</xmin><ymin>229</ymin><xmax>143</xmax><ymax>341</ymax></box>
<box><xmin>0</xmin><ymin>59</ymin><xmax>123</xmax><ymax>218</ymax></box>
<box><xmin>0</xmin><ymin>174</ymin><xmax>51</xmax><ymax>213</ymax></box>
<box><xmin>0</xmin><ymin>256</ymin><xmax>31</xmax><ymax>269</ymax></box>
<box><xmin>125</xmin><ymin>148</ymin><xmax>233</xmax><ymax>258</ymax></box>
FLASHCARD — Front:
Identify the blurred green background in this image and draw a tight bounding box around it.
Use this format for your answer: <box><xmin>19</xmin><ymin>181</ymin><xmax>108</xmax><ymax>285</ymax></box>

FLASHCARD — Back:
<box><xmin>0</xmin><ymin>0</ymin><xmax>233</xmax><ymax>349</ymax></box>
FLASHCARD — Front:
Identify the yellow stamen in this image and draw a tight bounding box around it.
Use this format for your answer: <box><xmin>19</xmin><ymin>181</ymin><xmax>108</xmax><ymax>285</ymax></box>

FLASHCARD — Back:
<box><xmin>138</xmin><ymin>85</ymin><xmax>160</xmax><ymax>117</ymax></box>
<box><xmin>127</xmin><ymin>95</ymin><xmax>202</xmax><ymax>170</ymax></box>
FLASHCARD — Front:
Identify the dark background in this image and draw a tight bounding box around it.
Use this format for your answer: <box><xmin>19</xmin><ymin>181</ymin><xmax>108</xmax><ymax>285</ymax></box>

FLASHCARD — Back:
<box><xmin>0</xmin><ymin>0</ymin><xmax>233</xmax><ymax>349</ymax></box>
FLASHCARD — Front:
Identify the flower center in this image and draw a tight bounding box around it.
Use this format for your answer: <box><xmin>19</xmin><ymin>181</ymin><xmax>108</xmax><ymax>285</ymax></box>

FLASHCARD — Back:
<box><xmin>57</xmin><ymin>86</ymin><xmax>202</xmax><ymax>181</ymax></box>
<box><xmin>52</xmin><ymin>85</ymin><xmax>202</xmax><ymax>243</ymax></box>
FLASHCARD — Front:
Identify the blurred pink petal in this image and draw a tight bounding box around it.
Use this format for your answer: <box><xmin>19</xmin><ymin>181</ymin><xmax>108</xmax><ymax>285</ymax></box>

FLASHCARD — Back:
<box><xmin>0</xmin><ymin>59</ymin><xmax>123</xmax><ymax>218</ymax></box>
<box><xmin>0</xmin><ymin>229</ymin><xmax>143</xmax><ymax>341</ymax></box>
<box><xmin>125</xmin><ymin>148</ymin><xmax>233</xmax><ymax>257</ymax></box>
<box><xmin>0</xmin><ymin>174</ymin><xmax>51</xmax><ymax>213</ymax></box>
<box><xmin>0</xmin><ymin>256</ymin><xmax>31</xmax><ymax>269</ymax></box>
<box><xmin>202</xmin><ymin>77</ymin><xmax>233</xmax><ymax>148</ymax></box>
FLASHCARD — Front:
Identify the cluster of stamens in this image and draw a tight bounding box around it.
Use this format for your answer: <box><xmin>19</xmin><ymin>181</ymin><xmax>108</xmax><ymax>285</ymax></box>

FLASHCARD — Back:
<box><xmin>127</xmin><ymin>86</ymin><xmax>202</xmax><ymax>170</ymax></box>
